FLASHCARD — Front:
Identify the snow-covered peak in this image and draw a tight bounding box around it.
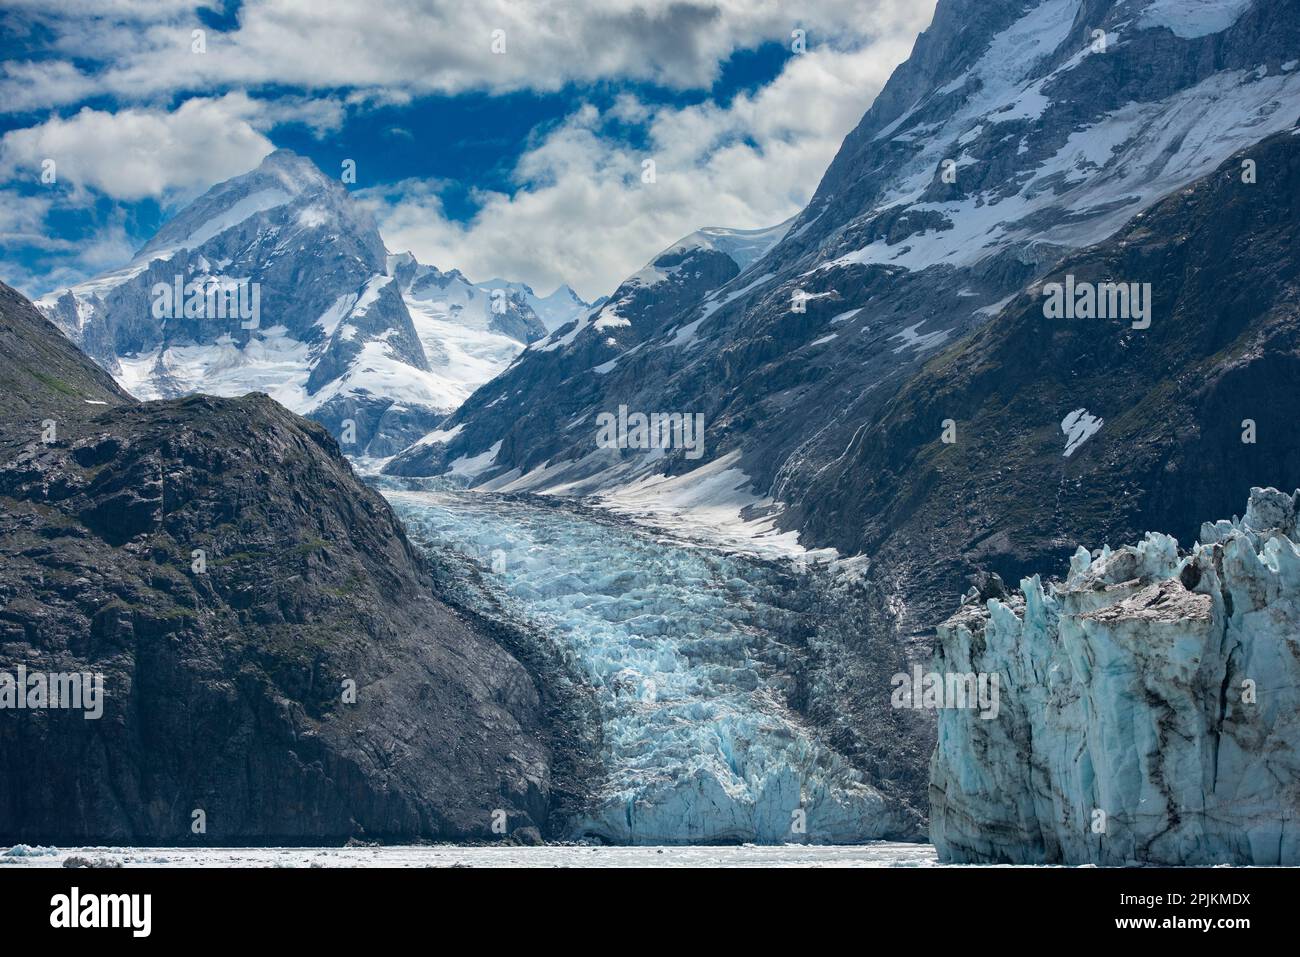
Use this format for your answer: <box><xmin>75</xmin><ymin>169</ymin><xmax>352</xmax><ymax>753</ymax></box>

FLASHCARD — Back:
<box><xmin>386</xmin><ymin>250</ymin><xmax>418</xmax><ymax>273</ymax></box>
<box><xmin>252</xmin><ymin>147</ymin><xmax>335</xmax><ymax>193</ymax></box>
<box><xmin>527</xmin><ymin>284</ymin><xmax>591</xmax><ymax>332</ymax></box>
<box><xmin>468</xmin><ymin>278</ymin><xmax>591</xmax><ymax>333</ymax></box>
<box><xmin>34</xmin><ymin>145</ymin><xmax>590</xmax><ymax>465</ymax></box>
<box><xmin>521</xmin><ymin>216</ymin><xmax>790</xmax><ymax>358</ymax></box>
<box><xmin>1136</xmin><ymin>0</ymin><xmax>1256</xmax><ymax>38</ymax></box>
<box><xmin>390</xmin><ymin>252</ymin><xmax>585</xmax><ymax>337</ymax></box>
<box><xmin>797</xmin><ymin>0</ymin><xmax>1292</xmax><ymax>279</ymax></box>
<box><xmin>131</xmin><ymin>149</ymin><xmax>343</xmax><ymax>265</ymax></box>
<box><xmin>643</xmin><ymin>219</ymin><xmax>792</xmax><ymax>279</ymax></box>
<box><xmin>671</xmin><ymin>219</ymin><xmax>795</xmax><ymax>275</ymax></box>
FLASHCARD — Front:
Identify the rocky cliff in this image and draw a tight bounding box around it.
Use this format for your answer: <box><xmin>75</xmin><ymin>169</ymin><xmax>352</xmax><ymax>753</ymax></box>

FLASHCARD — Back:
<box><xmin>0</xmin><ymin>281</ymin><xmax>587</xmax><ymax>844</ymax></box>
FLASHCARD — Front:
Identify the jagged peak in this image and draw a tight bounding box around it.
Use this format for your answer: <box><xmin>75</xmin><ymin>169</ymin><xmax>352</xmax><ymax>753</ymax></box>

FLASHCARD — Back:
<box><xmin>127</xmin><ymin>148</ymin><xmax>351</xmax><ymax>265</ymax></box>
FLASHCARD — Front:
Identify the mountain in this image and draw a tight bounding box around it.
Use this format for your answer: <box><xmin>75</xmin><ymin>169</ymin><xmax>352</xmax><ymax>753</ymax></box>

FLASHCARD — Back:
<box><xmin>384</xmin><ymin>252</ymin><xmax>587</xmax><ymax>416</ymax></box>
<box><xmin>0</xmin><ymin>280</ymin><xmax>589</xmax><ymax>843</ymax></box>
<box><xmin>469</xmin><ymin>275</ymin><xmax>592</xmax><ymax>334</ymax></box>
<box><xmin>797</xmin><ymin>123</ymin><xmax>1300</xmax><ymax>639</ymax></box>
<box><xmin>385</xmin><ymin>220</ymin><xmax>792</xmax><ymax>487</ymax></box>
<box><xmin>36</xmin><ymin>150</ymin><xmax>582</xmax><ymax>459</ymax></box>
<box><xmin>384</xmin><ymin>0</ymin><xmax>1300</xmax><ymax>566</ymax></box>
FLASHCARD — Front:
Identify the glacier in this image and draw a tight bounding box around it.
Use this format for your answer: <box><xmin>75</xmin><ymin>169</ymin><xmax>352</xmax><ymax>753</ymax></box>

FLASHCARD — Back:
<box><xmin>930</xmin><ymin>488</ymin><xmax>1300</xmax><ymax>865</ymax></box>
<box><xmin>382</xmin><ymin>484</ymin><xmax>917</xmax><ymax>844</ymax></box>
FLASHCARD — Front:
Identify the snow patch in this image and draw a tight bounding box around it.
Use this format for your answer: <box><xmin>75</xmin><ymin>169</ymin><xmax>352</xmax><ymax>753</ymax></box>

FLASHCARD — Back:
<box><xmin>1138</xmin><ymin>0</ymin><xmax>1254</xmax><ymax>39</ymax></box>
<box><xmin>136</xmin><ymin>188</ymin><xmax>291</xmax><ymax>263</ymax></box>
<box><xmin>1061</xmin><ymin>407</ymin><xmax>1103</xmax><ymax>457</ymax></box>
<box><xmin>596</xmin><ymin>450</ymin><xmax>836</xmax><ymax>562</ymax></box>
<box><xmin>414</xmin><ymin>423</ymin><xmax>464</xmax><ymax>448</ymax></box>
<box><xmin>448</xmin><ymin>441</ymin><xmax>502</xmax><ymax>478</ymax></box>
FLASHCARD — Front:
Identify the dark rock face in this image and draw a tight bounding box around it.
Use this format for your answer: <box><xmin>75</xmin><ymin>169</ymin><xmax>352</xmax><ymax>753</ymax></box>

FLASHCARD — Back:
<box><xmin>0</xmin><ymin>283</ymin><xmax>132</xmax><ymax>423</ymax></box>
<box><xmin>0</xmin><ymin>283</ymin><xmax>581</xmax><ymax>844</ymax></box>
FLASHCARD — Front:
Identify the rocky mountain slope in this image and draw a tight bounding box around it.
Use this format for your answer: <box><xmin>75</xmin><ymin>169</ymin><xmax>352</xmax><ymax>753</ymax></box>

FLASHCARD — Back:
<box><xmin>931</xmin><ymin>487</ymin><xmax>1299</xmax><ymax>865</ymax></box>
<box><xmin>385</xmin><ymin>220</ymin><xmax>791</xmax><ymax>484</ymax></box>
<box><xmin>804</xmin><ymin>124</ymin><xmax>1300</xmax><ymax>641</ymax></box>
<box><xmin>387</xmin><ymin>0</ymin><xmax>1300</xmax><ymax>569</ymax></box>
<box><xmin>36</xmin><ymin>150</ymin><xmax>587</xmax><ymax>459</ymax></box>
<box><xmin>0</xmin><ymin>281</ymin><xmax>588</xmax><ymax>844</ymax></box>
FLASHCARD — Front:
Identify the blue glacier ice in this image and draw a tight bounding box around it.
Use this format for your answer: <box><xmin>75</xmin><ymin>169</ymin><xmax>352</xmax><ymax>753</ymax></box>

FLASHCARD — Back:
<box><xmin>381</xmin><ymin>484</ymin><xmax>914</xmax><ymax>844</ymax></box>
<box><xmin>930</xmin><ymin>488</ymin><xmax>1300</xmax><ymax>865</ymax></box>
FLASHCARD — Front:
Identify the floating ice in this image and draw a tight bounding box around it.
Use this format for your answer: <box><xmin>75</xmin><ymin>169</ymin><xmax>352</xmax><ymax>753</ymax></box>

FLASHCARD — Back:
<box><xmin>2</xmin><ymin>844</ymin><xmax>58</xmax><ymax>857</ymax></box>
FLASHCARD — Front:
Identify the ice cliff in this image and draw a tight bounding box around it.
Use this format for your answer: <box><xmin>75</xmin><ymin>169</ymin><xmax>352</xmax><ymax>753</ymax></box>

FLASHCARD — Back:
<box><xmin>930</xmin><ymin>488</ymin><xmax>1299</xmax><ymax>865</ymax></box>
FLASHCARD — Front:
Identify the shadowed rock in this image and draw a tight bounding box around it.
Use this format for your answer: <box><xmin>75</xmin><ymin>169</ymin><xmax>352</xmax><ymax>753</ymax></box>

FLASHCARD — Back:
<box><xmin>0</xmin><ymin>282</ymin><xmax>588</xmax><ymax>845</ymax></box>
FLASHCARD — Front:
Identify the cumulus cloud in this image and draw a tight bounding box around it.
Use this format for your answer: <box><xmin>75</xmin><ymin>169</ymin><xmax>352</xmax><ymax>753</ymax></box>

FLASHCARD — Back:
<box><xmin>0</xmin><ymin>1</ymin><xmax>939</xmax><ymax>299</ymax></box>
<box><xmin>0</xmin><ymin>187</ymin><xmax>135</xmax><ymax>297</ymax></box>
<box><xmin>365</xmin><ymin>35</ymin><xmax>923</xmax><ymax>300</ymax></box>
<box><xmin>1</xmin><ymin>0</ymin><xmax>936</xmax><ymax>109</ymax></box>
<box><xmin>0</xmin><ymin>83</ymin><xmax>348</xmax><ymax>294</ymax></box>
<box><xmin>0</xmin><ymin>93</ymin><xmax>274</xmax><ymax>200</ymax></box>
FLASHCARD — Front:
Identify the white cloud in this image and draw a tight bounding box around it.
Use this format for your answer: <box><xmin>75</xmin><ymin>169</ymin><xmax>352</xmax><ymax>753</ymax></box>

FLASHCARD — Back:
<box><xmin>0</xmin><ymin>1</ymin><xmax>940</xmax><ymax>300</ymax></box>
<box><xmin>0</xmin><ymin>94</ymin><xmax>274</xmax><ymax>200</ymax></box>
<box><xmin>0</xmin><ymin>187</ymin><xmax>135</xmax><ymax>297</ymax></box>
<box><xmin>0</xmin><ymin>190</ymin><xmax>53</xmax><ymax>245</ymax></box>
<box><xmin>2</xmin><ymin>0</ymin><xmax>937</xmax><ymax>108</ymax></box>
<box><xmin>367</xmin><ymin>35</ymin><xmax>924</xmax><ymax>300</ymax></box>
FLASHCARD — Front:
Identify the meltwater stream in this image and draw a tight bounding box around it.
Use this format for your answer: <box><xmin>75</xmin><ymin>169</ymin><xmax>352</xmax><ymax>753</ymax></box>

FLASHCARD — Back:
<box><xmin>382</xmin><ymin>484</ymin><xmax>907</xmax><ymax>845</ymax></box>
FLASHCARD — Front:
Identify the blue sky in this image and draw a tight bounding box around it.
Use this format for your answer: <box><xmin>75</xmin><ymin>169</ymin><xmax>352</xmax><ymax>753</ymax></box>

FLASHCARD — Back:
<box><xmin>0</xmin><ymin>0</ymin><xmax>935</xmax><ymax>301</ymax></box>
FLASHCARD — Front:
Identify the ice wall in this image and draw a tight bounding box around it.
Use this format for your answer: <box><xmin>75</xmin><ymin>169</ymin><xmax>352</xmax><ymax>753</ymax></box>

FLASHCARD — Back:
<box><xmin>930</xmin><ymin>488</ymin><xmax>1300</xmax><ymax>865</ymax></box>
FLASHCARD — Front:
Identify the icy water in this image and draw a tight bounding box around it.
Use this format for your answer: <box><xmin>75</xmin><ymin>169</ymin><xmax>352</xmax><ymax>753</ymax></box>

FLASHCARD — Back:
<box><xmin>382</xmin><ymin>485</ymin><xmax>908</xmax><ymax>845</ymax></box>
<box><xmin>2</xmin><ymin>843</ymin><xmax>938</xmax><ymax>868</ymax></box>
